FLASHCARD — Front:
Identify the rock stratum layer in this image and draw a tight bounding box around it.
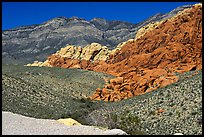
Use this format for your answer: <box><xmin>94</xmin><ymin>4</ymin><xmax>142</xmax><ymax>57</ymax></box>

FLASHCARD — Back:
<box><xmin>2</xmin><ymin>4</ymin><xmax>193</xmax><ymax>65</ymax></box>
<box><xmin>27</xmin><ymin>4</ymin><xmax>202</xmax><ymax>102</ymax></box>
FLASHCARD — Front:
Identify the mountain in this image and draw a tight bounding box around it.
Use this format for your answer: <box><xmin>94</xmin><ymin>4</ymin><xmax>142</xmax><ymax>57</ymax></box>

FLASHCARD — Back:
<box><xmin>2</xmin><ymin>4</ymin><xmax>193</xmax><ymax>65</ymax></box>
<box><xmin>2</xmin><ymin>16</ymin><xmax>136</xmax><ymax>65</ymax></box>
<box><xmin>32</xmin><ymin>3</ymin><xmax>202</xmax><ymax>102</ymax></box>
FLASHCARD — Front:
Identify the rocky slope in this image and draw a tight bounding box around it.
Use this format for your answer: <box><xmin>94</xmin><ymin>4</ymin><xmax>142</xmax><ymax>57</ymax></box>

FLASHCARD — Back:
<box><xmin>2</xmin><ymin>64</ymin><xmax>115</xmax><ymax>120</ymax></box>
<box><xmin>85</xmin><ymin>70</ymin><xmax>202</xmax><ymax>135</ymax></box>
<box><xmin>32</xmin><ymin>3</ymin><xmax>202</xmax><ymax>102</ymax></box>
<box><xmin>2</xmin><ymin>4</ymin><xmax>193</xmax><ymax>65</ymax></box>
<box><xmin>2</xmin><ymin>64</ymin><xmax>202</xmax><ymax>135</ymax></box>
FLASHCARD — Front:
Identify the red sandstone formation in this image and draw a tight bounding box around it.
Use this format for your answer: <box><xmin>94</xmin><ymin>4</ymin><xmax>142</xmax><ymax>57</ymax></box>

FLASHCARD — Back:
<box><xmin>46</xmin><ymin>4</ymin><xmax>202</xmax><ymax>102</ymax></box>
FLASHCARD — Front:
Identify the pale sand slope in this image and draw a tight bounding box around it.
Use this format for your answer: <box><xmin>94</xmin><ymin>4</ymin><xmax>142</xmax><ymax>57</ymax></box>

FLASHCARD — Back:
<box><xmin>2</xmin><ymin>111</ymin><xmax>127</xmax><ymax>135</ymax></box>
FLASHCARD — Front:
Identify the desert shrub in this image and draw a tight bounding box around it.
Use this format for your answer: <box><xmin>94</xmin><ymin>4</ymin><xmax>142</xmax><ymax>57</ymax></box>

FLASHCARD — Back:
<box><xmin>105</xmin><ymin>110</ymin><xmax>146</xmax><ymax>135</ymax></box>
<box><xmin>66</xmin><ymin>98</ymin><xmax>100</xmax><ymax>125</ymax></box>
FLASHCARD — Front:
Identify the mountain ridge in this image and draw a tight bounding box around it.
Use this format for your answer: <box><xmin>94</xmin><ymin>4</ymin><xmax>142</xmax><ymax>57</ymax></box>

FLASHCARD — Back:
<box><xmin>2</xmin><ymin>4</ymin><xmax>194</xmax><ymax>65</ymax></box>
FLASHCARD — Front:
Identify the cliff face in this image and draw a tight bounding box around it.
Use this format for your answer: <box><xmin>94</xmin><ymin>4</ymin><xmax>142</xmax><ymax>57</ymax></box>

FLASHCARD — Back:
<box><xmin>2</xmin><ymin>4</ymin><xmax>193</xmax><ymax>65</ymax></box>
<box><xmin>37</xmin><ymin>3</ymin><xmax>202</xmax><ymax>102</ymax></box>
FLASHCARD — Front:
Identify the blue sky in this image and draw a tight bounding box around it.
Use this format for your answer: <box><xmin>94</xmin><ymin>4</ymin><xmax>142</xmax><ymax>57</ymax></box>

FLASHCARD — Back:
<box><xmin>2</xmin><ymin>2</ymin><xmax>198</xmax><ymax>30</ymax></box>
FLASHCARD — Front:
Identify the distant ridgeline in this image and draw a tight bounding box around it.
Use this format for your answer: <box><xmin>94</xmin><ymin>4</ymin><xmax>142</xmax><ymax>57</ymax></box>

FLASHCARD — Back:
<box><xmin>2</xmin><ymin>4</ymin><xmax>193</xmax><ymax>65</ymax></box>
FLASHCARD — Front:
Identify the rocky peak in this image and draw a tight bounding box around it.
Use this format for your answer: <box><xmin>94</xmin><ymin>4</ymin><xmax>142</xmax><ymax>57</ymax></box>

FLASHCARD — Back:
<box><xmin>66</xmin><ymin>16</ymin><xmax>91</xmax><ymax>26</ymax></box>
<box><xmin>160</xmin><ymin>4</ymin><xmax>194</xmax><ymax>20</ymax></box>
<box><xmin>69</xmin><ymin>16</ymin><xmax>84</xmax><ymax>20</ymax></box>
<box><xmin>68</xmin><ymin>16</ymin><xmax>86</xmax><ymax>22</ymax></box>
<box><xmin>43</xmin><ymin>16</ymin><xmax>68</xmax><ymax>28</ymax></box>
<box><xmin>90</xmin><ymin>18</ymin><xmax>109</xmax><ymax>30</ymax></box>
<box><xmin>169</xmin><ymin>4</ymin><xmax>193</xmax><ymax>14</ymax></box>
<box><xmin>91</xmin><ymin>18</ymin><xmax>107</xmax><ymax>23</ymax></box>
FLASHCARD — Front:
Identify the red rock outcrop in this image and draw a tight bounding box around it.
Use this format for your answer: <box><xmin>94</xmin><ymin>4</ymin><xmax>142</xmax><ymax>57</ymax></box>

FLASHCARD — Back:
<box><xmin>29</xmin><ymin>4</ymin><xmax>202</xmax><ymax>102</ymax></box>
<box><xmin>87</xmin><ymin>4</ymin><xmax>202</xmax><ymax>101</ymax></box>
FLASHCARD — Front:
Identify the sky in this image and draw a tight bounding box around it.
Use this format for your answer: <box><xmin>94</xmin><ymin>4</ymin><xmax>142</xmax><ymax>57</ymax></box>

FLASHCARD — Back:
<box><xmin>2</xmin><ymin>2</ymin><xmax>199</xmax><ymax>30</ymax></box>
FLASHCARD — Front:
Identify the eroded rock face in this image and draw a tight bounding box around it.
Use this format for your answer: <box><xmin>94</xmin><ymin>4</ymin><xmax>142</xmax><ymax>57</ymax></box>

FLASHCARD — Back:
<box><xmin>81</xmin><ymin>43</ymin><xmax>106</xmax><ymax>61</ymax></box>
<box><xmin>27</xmin><ymin>4</ymin><xmax>202</xmax><ymax>102</ymax></box>
<box><xmin>135</xmin><ymin>21</ymin><xmax>164</xmax><ymax>39</ymax></box>
<box><xmin>26</xmin><ymin>41</ymin><xmax>129</xmax><ymax>67</ymax></box>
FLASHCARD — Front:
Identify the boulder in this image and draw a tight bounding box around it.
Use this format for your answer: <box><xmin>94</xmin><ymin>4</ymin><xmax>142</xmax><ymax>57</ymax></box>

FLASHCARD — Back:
<box><xmin>110</xmin><ymin>77</ymin><xmax>124</xmax><ymax>85</ymax></box>
<box><xmin>57</xmin><ymin>118</ymin><xmax>81</xmax><ymax>126</ymax></box>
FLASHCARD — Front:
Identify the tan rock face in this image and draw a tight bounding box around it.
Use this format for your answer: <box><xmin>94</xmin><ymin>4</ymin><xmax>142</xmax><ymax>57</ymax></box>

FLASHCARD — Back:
<box><xmin>25</xmin><ymin>61</ymin><xmax>50</xmax><ymax>67</ymax></box>
<box><xmin>81</xmin><ymin>43</ymin><xmax>105</xmax><ymax>60</ymax></box>
<box><xmin>55</xmin><ymin>45</ymin><xmax>82</xmax><ymax>59</ymax></box>
<box><xmin>26</xmin><ymin>4</ymin><xmax>202</xmax><ymax>102</ymax></box>
<box><xmin>135</xmin><ymin>21</ymin><xmax>163</xmax><ymax>39</ymax></box>
<box><xmin>27</xmin><ymin>40</ymin><xmax>132</xmax><ymax>68</ymax></box>
<box><xmin>109</xmin><ymin>39</ymin><xmax>134</xmax><ymax>55</ymax></box>
<box><xmin>93</xmin><ymin>46</ymin><xmax>110</xmax><ymax>61</ymax></box>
